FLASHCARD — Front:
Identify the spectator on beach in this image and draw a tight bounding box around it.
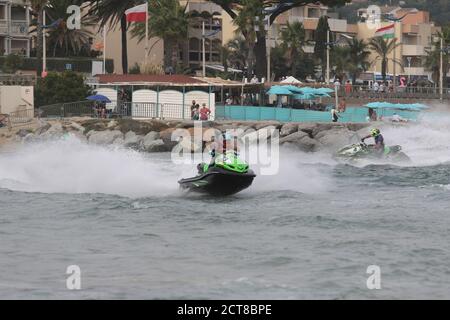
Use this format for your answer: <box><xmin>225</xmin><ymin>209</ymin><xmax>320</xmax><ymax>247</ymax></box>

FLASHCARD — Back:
<box><xmin>345</xmin><ymin>80</ymin><xmax>352</xmax><ymax>95</ymax></box>
<box><xmin>199</xmin><ymin>103</ymin><xmax>211</xmax><ymax>121</ymax></box>
<box><xmin>338</xmin><ymin>98</ymin><xmax>347</xmax><ymax>113</ymax></box>
<box><xmin>225</xmin><ymin>95</ymin><xmax>233</xmax><ymax>105</ymax></box>
<box><xmin>0</xmin><ymin>114</ymin><xmax>7</xmax><ymax>128</ymax></box>
<box><xmin>331</xmin><ymin>107</ymin><xmax>340</xmax><ymax>123</ymax></box>
<box><xmin>192</xmin><ymin>104</ymin><xmax>200</xmax><ymax>120</ymax></box>
<box><xmin>391</xmin><ymin>113</ymin><xmax>407</xmax><ymax>123</ymax></box>
<box><xmin>373</xmin><ymin>82</ymin><xmax>379</xmax><ymax>92</ymax></box>
<box><xmin>368</xmin><ymin>108</ymin><xmax>378</xmax><ymax>122</ymax></box>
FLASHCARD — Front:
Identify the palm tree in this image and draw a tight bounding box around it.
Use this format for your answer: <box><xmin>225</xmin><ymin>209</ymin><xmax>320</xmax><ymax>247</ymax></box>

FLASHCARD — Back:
<box><xmin>91</xmin><ymin>0</ymin><xmax>139</xmax><ymax>74</ymax></box>
<box><xmin>280</xmin><ymin>21</ymin><xmax>306</xmax><ymax>76</ymax></box>
<box><xmin>346</xmin><ymin>38</ymin><xmax>371</xmax><ymax>84</ymax></box>
<box><xmin>232</xmin><ymin>0</ymin><xmax>263</xmax><ymax>77</ymax></box>
<box><xmin>30</xmin><ymin>0</ymin><xmax>48</xmax><ymax>76</ymax></box>
<box><xmin>45</xmin><ymin>0</ymin><xmax>95</xmax><ymax>57</ymax></box>
<box><xmin>369</xmin><ymin>37</ymin><xmax>402</xmax><ymax>81</ymax></box>
<box><xmin>332</xmin><ymin>46</ymin><xmax>351</xmax><ymax>81</ymax></box>
<box><xmin>425</xmin><ymin>27</ymin><xmax>450</xmax><ymax>86</ymax></box>
<box><xmin>226</xmin><ymin>37</ymin><xmax>249</xmax><ymax>71</ymax></box>
<box><xmin>131</xmin><ymin>0</ymin><xmax>189</xmax><ymax>72</ymax></box>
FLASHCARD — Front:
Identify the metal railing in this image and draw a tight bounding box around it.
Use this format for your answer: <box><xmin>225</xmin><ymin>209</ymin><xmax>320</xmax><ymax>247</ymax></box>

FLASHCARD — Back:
<box><xmin>38</xmin><ymin>101</ymin><xmax>197</xmax><ymax>121</ymax></box>
<box><xmin>38</xmin><ymin>101</ymin><xmax>96</xmax><ymax>119</ymax></box>
<box><xmin>132</xmin><ymin>102</ymin><xmax>192</xmax><ymax>120</ymax></box>
<box><xmin>334</xmin><ymin>85</ymin><xmax>450</xmax><ymax>100</ymax></box>
<box><xmin>2</xmin><ymin>108</ymin><xmax>35</xmax><ymax>129</ymax></box>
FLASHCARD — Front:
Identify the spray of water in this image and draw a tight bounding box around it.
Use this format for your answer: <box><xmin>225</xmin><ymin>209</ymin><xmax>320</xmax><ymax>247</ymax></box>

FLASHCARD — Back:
<box><xmin>380</xmin><ymin>111</ymin><xmax>450</xmax><ymax>166</ymax></box>
<box><xmin>0</xmin><ymin>137</ymin><xmax>181</xmax><ymax>198</ymax></box>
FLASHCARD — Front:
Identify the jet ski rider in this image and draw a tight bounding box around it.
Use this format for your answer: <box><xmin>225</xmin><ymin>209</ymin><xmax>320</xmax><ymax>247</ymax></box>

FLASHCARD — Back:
<box><xmin>198</xmin><ymin>132</ymin><xmax>234</xmax><ymax>174</ymax></box>
<box><xmin>361</xmin><ymin>128</ymin><xmax>385</xmax><ymax>157</ymax></box>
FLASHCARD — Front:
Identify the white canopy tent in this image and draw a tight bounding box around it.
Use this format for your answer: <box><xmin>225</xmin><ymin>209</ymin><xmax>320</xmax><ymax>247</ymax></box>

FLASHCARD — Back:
<box><xmin>280</xmin><ymin>76</ymin><xmax>302</xmax><ymax>84</ymax></box>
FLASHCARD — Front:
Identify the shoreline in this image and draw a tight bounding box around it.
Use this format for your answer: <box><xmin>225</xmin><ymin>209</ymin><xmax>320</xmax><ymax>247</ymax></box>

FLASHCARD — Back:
<box><xmin>0</xmin><ymin>118</ymin><xmax>391</xmax><ymax>153</ymax></box>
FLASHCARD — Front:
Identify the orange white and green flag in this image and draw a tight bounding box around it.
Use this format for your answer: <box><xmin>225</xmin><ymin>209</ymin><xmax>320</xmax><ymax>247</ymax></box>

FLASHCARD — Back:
<box><xmin>374</xmin><ymin>24</ymin><xmax>395</xmax><ymax>39</ymax></box>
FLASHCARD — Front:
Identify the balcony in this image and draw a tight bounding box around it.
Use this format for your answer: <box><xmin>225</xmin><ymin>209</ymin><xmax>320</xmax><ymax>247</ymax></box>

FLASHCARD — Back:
<box><xmin>10</xmin><ymin>20</ymin><xmax>27</xmax><ymax>36</ymax></box>
<box><xmin>403</xmin><ymin>67</ymin><xmax>428</xmax><ymax>76</ymax></box>
<box><xmin>0</xmin><ymin>19</ymin><xmax>29</xmax><ymax>36</ymax></box>
<box><xmin>402</xmin><ymin>44</ymin><xmax>425</xmax><ymax>56</ymax></box>
<box><xmin>403</xmin><ymin>24</ymin><xmax>419</xmax><ymax>35</ymax></box>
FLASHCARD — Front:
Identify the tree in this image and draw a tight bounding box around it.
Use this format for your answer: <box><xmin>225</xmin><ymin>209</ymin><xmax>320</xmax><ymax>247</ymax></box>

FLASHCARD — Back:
<box><xmin>131</xmin><ymin>0</ymin><xmax>189</xmax><ymax>72</ymax></box>
<box><xmin>425</xmin><ymin>26</ymin><xmax>450</xmax><ymax>87</ymax></box>
<box><xmin>226</xmin><ymin>37</ymin><xmax>249</xmax><ymax>71</ymax></box>
<box><xmin>30</xmin><ymin>0</ymin><xmax>48</xmax><ymax>76</ymax></box>
<box><xmin>346</xmin><ymin>38</ymin><xmax>371</xmax><ymax>84</ymax></box>
<box><xmin>314</xmin><ymin>16</ymin><xmax>331</xmax><ymax>78</ymax></box>
<box><xmin>280</xmin><ymin>21</ymin><xmax>306</xmax><ymax>76</ymax></box>
<box><xmin>211</xmin><ymin>0</ymin><xmax>351</xmax><ymax>78</ymax></box>
<box><xmin>232</xmin><ymin>0</ymin><xmax>264</xmax><ymax>77</ymax></box>
<box><xmin>2</xmin><ymin>54</ymin><xmax>24</xmax><ymax>74</ymax></box>
<box><xmin>331</xmin><ymin>46</ymin><xmax>350</xmax><ymax>81</ymax></box>
<box><xmin>35</xmin><ymin>71</ymin><xmax>92</xmax><ymax>107</ymax></box>
<box><xmin>90</xmin><ymin>0</ymin><xmax>139</xmax><ymax>74</ymax></box>
<box><xmin>369</xmin><ymin>37</ymin><xmax>401</xmax><ymax>81</ymax></box>
<box><xmin>44</xmin><ymin>0</ymin><xmax>95</xmax><ymax>57</ymax></box>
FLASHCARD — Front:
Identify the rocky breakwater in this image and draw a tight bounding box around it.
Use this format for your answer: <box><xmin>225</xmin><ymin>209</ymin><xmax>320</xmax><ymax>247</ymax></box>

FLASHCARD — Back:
<box><xmin>4</xmin><ymin>118</ymin><xmax>372</xmax><ymax>153</ymax></box>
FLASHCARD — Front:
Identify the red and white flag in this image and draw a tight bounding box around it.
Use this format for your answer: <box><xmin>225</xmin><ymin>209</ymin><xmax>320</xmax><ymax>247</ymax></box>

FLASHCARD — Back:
<box><xmin>125</xmin><ymin>3</ymin><xmax>148</xmax><ymax>23</ymax></box>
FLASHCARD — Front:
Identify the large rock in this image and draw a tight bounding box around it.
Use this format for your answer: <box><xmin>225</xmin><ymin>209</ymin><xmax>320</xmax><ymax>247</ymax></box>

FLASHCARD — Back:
<box><xmin>280</xmin><ymin>131</ymin><xmax>321</xmax><ymax>152</ymax></box>
<box><xmin>123</xmin><ymin>131</ymin><xmax>143</xmax><ymax>148</ymax></box>
<box><xmin>254</xmin><ymin>121</ymin><xmax>282</xmax><ymax>130</ymax></box>
<box><xmin>297</xmin><ymin>123</ymin><xmax>318</xmax><ymax>136</ymax></box>
<box><xmin>34</xmin><ymin>122</ymin><xmax>52</xmax><ymax>136</ymax></box>
<box><xmin>117</xmin><ymin>119</ymin><xmax>169</xmax><ymax>135</ymax></box>
<box><xmin>279</xmin><ymin>131</ymin><xmax>309</xmax><ymax>145</ymax></box>
<box><xmin>37</xmin><ymin>122</ymin><xmax>65</xmax><ymax>140</ymax></box>
<box><xmin>316</xmin><ymin>128</ymin><xmax>358</xmax><ymax>150</ymax></box>
<box><xmin>88</xmin><ymin>130</ymin><xmax>124</xmax><ymax>145</ymax></box>
<box><xmin>159</xmin><ymin>128</ymin><xmax>180</xmax><ymax>149</ymax></box>
<box><xmin>69</xmin><ymin>122</ymin><xmax>85</xmax><ymax>133</ymax></box>
<box><xmin>143</xmin><ymin>139</ymin><xmax>167</xmax><ymax>153</ymax></box>
<box><xmin>16</xmin><ymin>129</ymin><xmax>32</xmax><ymax>138</ymax></box>
<box><xmin>280</xmin><ymin>123</ymin><xmax>299</xmax><ymax>137</ymax></box>
<box><xmin>141</xmin><ymin>131</ymin><xmax>160</xmax><ymax>150</ymax></box>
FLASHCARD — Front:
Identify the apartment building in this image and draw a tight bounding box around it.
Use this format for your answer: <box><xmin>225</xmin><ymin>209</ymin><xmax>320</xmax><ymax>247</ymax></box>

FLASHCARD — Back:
<box><xmin>273</xmin><ymin>3</ymin><xmax>358</xmax><ymax>54</ymax></box>
<box><xmin>0</xmin><ymin>0</ymin><xmax>30</xmax><ymax>57</ymax></box>
<box><xmin>357</xmin><ymin>7</ymin><xmax>441</xmax><ymax>81</ymax></box>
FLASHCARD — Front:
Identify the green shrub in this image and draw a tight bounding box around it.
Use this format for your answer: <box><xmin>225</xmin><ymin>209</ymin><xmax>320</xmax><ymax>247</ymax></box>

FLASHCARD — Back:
<box><xmin>35</xmin><ymin>71</ymin><xmax>93</xmax><ymax>107</ymax></box>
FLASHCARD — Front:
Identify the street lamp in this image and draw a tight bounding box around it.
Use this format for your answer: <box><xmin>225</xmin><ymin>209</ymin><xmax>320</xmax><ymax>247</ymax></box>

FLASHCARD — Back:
<box><xmin>439</xmin><ymin>40</ymin><xmax>450</xmax><ymax>100</ymax></box>
<box><xmin>381</xmin><ymin>9</ymin><xmax>417</xmax><ymax>91</ymax></box>
<box><xmin>202</xmin><ymin>18</ymin><xmax>221</xmax><ymax>78</ymax></box>
<box><xmin>325</xmin><ymin>33</ymin><xmax>354</xmax><ymax>84</ymax></box>
<box><xmin>261</xmin><ymin>3</ymin><xmax>295</xmax><ymax>84</ymax></box>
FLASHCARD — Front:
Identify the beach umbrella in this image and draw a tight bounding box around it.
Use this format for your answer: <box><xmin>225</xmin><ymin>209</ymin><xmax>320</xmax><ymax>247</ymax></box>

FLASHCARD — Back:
<box><xmin>283</xmin><ymin>85</ymin><xmax>304</xmax><ymax>94</ymax></box>
<box><xmin>366</xmin><ymin>102</ymin><xmax>428</xmax><ymax>111</ymax></box>
<box><xmin>267</xmin><ymin>86</ymin><xmax>294</xmax><ymax>96</ymax></box>
<box><xmin>293</xmin><ymin>93</ymin><xmax>317</xmax><ymax>100</ymax></box>
<box><xmin>86</xmin><ymin>94</ymin><xmax>112</xmax><ymax>103</ymax></box>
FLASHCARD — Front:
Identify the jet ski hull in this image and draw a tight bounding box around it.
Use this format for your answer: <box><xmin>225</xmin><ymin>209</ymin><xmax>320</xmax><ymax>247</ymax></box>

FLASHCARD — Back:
<box><xmin>178</xmin><ymin>167</ymin><xmax>256</xmax><ymax>196</ymax></box>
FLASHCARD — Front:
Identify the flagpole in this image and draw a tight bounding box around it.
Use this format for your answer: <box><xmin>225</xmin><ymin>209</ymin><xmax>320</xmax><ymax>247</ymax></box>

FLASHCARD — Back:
<box><xmin>145</xmin><ymin>1</ymin><xmax>149</xmax><ymax>65</ymax></box>
<box><xmin>202</xmin><ymin>20</ymin><xmax>206</xmax><ymax>78</ymax></box>
<box><xmin>43</xmin><ymin>9</ymin><xmax>46</xmax><ymax>76</ymax></box>
<box><xmin>103</xmin><ymin>27</ymin><xmax>107</xmax><ymax>74</ymax></box>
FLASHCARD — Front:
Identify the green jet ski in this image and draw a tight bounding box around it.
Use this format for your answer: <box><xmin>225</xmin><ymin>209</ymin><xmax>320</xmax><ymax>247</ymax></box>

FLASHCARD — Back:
<box><xmin>178</xmin><ymin>152</ymin><xmax>256</xmax><ymax>196</ymax></box>
<box><xmin>335</xmin><ymin>142</ymin><xmax>410</xmax><ymax>164</ymax></box>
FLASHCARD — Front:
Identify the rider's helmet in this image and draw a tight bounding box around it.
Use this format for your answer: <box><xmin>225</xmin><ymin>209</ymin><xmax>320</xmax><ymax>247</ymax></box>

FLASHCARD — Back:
<box><xmin>370</xmin><ymin>128</ymin><xmax>381</xmax><ymax>137</ymax></box>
